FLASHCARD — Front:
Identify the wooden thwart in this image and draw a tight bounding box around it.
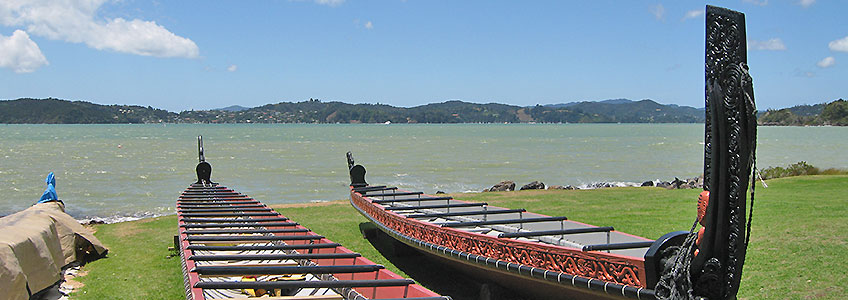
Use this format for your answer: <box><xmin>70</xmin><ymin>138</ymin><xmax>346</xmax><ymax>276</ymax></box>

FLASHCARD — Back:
<box><xmin>437</xmin><ymin>216</ymin><xmax>569</xmax><ymax>227</ymax></box>
<box><xmin>194</xmin><ymin>279</ymin><xmax>414</xmax><ymax>289</ymax></box>
<box><xmin>370</xmin><ymin>197</ymin><xmax>452</xmax><ymax>204</ymax></box>
<box><xmin>384</xmin><ymin>202</ymin><xmax>487</xmax><ymax>211</ymax></box>
<box><xmin>406</xmin><ymin>208</ymin><xmax>526</xmax><ymax>219</ymax></box>
<box><xmin>192</xmin><ymin>265</ymin><xmax>385</xmax><ymax>276</ymax></box>
<box><xmin>498</xmin><ymin>226</ymin><xmax>615</xmax><ymax>238</ymax></box>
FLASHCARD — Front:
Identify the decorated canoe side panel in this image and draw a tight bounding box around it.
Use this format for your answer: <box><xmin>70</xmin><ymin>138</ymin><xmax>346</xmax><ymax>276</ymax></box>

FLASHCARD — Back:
<box><xmin>351</xmin><ymin>192</ymin><xmax>647</xmax><ymax>287</ymax></box>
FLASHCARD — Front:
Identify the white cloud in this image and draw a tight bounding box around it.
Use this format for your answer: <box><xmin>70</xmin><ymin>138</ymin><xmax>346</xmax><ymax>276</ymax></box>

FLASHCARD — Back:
<box><xmin>743</xmin><ymin>0</ymin><xmax>769</xmax><ymax>6</ymax></box>
<box><xmin>799</xmin><ymin>0</ymin><xmax>815</xmax><ymax>8</ymax></box>
<box><xmin>0</xmin><ymin>0</ymin><xmax>199</xmax><ymax>58</ymax></box>
<box><xmin>227</xmin><ymin>64</ymin><xmax>238</xmax><ymax>72</ymax></box>
<box><xmin>364</xmin><ymin>21</ymin><xmax>373</xmax><ymax>30</ymax></box>
<box><xmin>314</xmin><ymin>0</ymin><xmax>345</xmax><ymax>7</ymax></box>
<box><xmin>817</xmin><ymin>56</ymin><xmax>835</xmax><ymax>68</ymax></box>
<box><xmin>0</xmin><ymin>30</ymin><xmax>48</xmax><ymax>73</ymax></box>
<box><xmin>682</xmin><ymin>10</ymin><xmax>704</xmax><ymax>21</ymax></box>
<box><xmin>749</xmin><ymin>38</ymin><xmax>787</xmax><ymax>51</ymax></box>
<box><xmin>829</xmin><ymin>36</ymin><xmax>848</xmax><ymax>52</ymax></box>
<box><xmin>650</xmin><ymin>4</ymin><xmax>665</xmax><ymax>21</ymax></box>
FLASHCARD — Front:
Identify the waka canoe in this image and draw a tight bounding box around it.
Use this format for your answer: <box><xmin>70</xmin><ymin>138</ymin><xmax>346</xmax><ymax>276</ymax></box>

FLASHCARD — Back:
<box><xmin>178</xmin><ymin>137</ymin><xmax>448</xmax><ymax>300</ymax></box>
<box><xmin>347</xmin><ymin>6</ymin><xmax>757</xmax><ymax>300</ymax></box>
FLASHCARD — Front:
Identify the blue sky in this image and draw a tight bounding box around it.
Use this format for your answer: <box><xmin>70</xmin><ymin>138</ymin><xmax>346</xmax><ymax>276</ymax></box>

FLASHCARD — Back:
<box><xmin>1</xmin><ymin>0</ymin><xmax>845</xmax><ymax>111</ymax></box>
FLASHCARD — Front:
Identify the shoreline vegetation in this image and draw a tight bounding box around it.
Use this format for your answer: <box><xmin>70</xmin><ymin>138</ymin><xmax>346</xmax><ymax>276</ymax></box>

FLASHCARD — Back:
<box><xmin>68</xmin><ymin>173</ymin><xmax>848</xmax><ymax>299</ymax></box>
<box><xmin>2</xmin><ymin>97</ymin><xmax>846</xmax><ymax>125</ymax></box>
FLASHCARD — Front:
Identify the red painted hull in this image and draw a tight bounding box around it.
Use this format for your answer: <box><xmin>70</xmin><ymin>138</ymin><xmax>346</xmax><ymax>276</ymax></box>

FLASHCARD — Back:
<box><xmin>350</xmin><ymin>188</ymin><xmax>656</xmax><ymax>300</ymax></box>
<box><xmin>178</xmin><ymin>183</ymin><xmax>445</xmax><ymax>300</ymax></box>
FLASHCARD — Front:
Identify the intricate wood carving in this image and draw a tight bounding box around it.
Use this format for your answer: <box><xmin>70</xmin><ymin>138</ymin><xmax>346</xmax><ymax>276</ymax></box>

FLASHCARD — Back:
<box><xmin>696</xmin><ymin>5</ymin><xmax>757</xmax><ymax>300</ymax></box>
<box><xmin>656</xmin><ymin>6</ymin><xmax>756</xmax><ymax>300</ymax></box>
<box><xmin>352</xmin><ymin>193</ymin><xmax>647</xmax><ymax>287</ymax></box>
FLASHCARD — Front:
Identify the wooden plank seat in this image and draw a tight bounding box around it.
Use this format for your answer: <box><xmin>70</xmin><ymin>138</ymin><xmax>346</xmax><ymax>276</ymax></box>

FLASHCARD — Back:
<box><xmin>192</xmin><ymin>265</ymin><xmax>385</xmax><ymax>276</ymax></box>
<box><xmin>187</xmin><ymin>243</ymin><xmax>342</xmax><ymax>251</ymax></box>
<box><xmin>370</xmin><ymin>197</ymin><xmax>452</xmax><ymax>204</ymax></box>
<box><xmin>189</xmin><ymin>253</ymin><xmax>362</xmax><ymax>261</ymax></box>
<box><xmin>178</xmin><ymin>201</ymin><xmax>259</xmax><ymax>205</ymax></box>
<box><xmin>181</xmin><ymin>222</ymin><xmax>298</xmax><ymax>228</ymax></box>
<box><xmin>361</xmin><ymin>191</ymin><xmax>423</xmax><ymax>197</ymax></box>
<box><xmin>180</xmin><ymin>212</ymin><xmax>280</xmax><ymax>217</ymax></box>
<box><xmin>178</xmin><ymin>195</ymin><xmax>249</xmax><ymax>199</ymax></box>
<box><xmin>181</xmin><ymin>217</ymin><xmax>290</xmax><ymax>223</ymax></box>
<box><xmin>194</xmin><ymin>279</ymin><xmax>415</xmax><ymax>289</ymax></box>
<box><xmin>405</xmin><ymin>208</ymin><xmax>526</xmax><ymax>219</ymax></box>
<box><xmin>179</xmin><ymin>208</ymin><xmax>273</xmax><ymax>212</ymax></box>
<box><xmin>184</xmin><ymin>229</ymin><xmax>309</xmax><ymax>235</ymax></box>
<box><xmin>177</xmin><ymin>195</ymin><xmax>252</xmax><ymax>203</ymax></box>
<box><xmin>197</xmin><ymin>262</ymin><xmax>300</xmax><ymax>268</ymax></box>
<box><xmin>384</xmin><ymin>203</ymin><xmax>487</xmax><ymax>211</ymax></box>
<box><xmin>352</xmin><ymin>186</ymin><xmax>396</xmax><ymax>193</ymax></box>
<box><xmin>186</xmin><ymin>235</ymin><xmax>324</xmax><ymax>242</ymax></box>
<box><xmin>498</xmin><ymin>226</ymin><xmax>615</xmax><ymax>238</ymax></box>
<box><xmin>437</xmin><ymin>216</ymin><xmax>569</xmax><ymax>228</ymax></box>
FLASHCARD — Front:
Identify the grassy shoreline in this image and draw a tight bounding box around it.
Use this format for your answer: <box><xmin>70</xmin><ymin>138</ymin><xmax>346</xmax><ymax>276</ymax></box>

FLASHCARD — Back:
<box><xmin>72</xmin><ymin>175</ymin><xmax>848</xmax><ymax>299</ymax></box>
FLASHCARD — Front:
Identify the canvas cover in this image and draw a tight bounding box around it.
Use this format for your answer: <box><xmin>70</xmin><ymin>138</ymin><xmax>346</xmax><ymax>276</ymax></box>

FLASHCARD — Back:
<box><xmin>0</xmin><ymin>201</ymin><xmax>108</xmax><ymax>299</ymax></box>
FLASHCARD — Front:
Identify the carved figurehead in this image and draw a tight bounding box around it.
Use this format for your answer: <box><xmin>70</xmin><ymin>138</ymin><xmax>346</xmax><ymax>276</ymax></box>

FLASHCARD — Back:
<box><xmin>655</xmin><ymin>6</ymin><xmax>757</xmax><ymax>300</ymax></box>
<box><xmin>196</xmin><ymin>136</ymin><xmax>213</xmax><ymax>184</ymax></box>
<box><xmin>347</xmin><ymin>152</ymin><xmax>368</xmax><ymax>188</ymax></box>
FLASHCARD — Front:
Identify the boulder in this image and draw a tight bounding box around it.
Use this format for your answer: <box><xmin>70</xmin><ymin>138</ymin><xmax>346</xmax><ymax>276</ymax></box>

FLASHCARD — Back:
<box><xmin>641</xmin><ymin>181</ymin><xmax>654</xmax><ymax>187</ymax></box>
<box><xmin>656</xmin><ymin>181</ymin><xmax>671</xmax><ymax>188</ymax></box>
<box><xmin>686</xmin><ymin>178</ymin><xmax>698</xmax><ymax>188</ymax></box>
<box><xmin>520</xmin><ymin>181</ymin><xmax>545</xmax><ymax>190</ymax></box>
<box><xmin>487</xmin><ymin>181</ymin><xmax>515</xmax><ymax>192</ymax></box>
<box><xmin>548</xmin><ymin>185</ymin><xmax>566</xmax><ymax>190</ymax></box>
<box><xmin>588</xmin><ymin>182</ymin><xmax>613</xmax><ymax>189</ymax></box>
<box><xmin>435</xmin><ymin>191</ymin><xmax>446</xmax><ymax>194</ymax></box>
<box><xmin>669</xmin><ymin>177</ymin><xmax>685</xmax><ymax>189</ymax></box>
<box><xmin>565</xmin><ymin>185</ymin><xmax>577</xmax><ymax>190</ymax></box>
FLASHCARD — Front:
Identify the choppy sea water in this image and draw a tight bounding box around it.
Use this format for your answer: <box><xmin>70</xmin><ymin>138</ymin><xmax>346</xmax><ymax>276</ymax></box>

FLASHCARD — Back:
<box><xmin>0</xmin><ymin>124</ymin><xmax>844</xmax><ymax>221</ymax></box>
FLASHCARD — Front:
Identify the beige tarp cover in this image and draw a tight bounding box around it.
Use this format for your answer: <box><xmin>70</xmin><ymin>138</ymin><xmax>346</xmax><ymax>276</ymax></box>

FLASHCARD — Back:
<box><xmin>0</xmin><ymin>202</ymin><xmax>108</xmax><ymax>300</ymax></box>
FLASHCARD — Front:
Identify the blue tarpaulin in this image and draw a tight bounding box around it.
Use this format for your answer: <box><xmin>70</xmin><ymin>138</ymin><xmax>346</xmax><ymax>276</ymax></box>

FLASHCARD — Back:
<box><xmin>37</xmin><ymin>172</ymin><xmax>57</xmax><ymax>204</ymax></box>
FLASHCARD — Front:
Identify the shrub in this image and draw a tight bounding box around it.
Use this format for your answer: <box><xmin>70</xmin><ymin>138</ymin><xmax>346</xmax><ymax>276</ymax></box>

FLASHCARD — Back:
<box><xmin>758</xmin><ymin>161</ymin><xmax>848</xmax><ymax>180</ymax></box>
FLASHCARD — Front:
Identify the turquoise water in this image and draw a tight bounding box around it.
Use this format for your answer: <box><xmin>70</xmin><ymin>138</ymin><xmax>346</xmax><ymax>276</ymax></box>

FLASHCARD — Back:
<box><xmin>0</xmin><ymin>124</ymin><xmax>844</xmax><ymax>220</ymax></box>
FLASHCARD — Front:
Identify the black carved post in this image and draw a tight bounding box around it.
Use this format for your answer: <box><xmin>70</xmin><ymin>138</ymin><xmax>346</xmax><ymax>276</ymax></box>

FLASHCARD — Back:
<box><xmin>347</xmin><ymin>152</ymin><xmax>367</xmax><ymax>187</ymax></box>
<box><xmin>196</xmin><ymin>136</ymin><xmax>213</xmax><ymax>184</ymax></box>
<box><xmin>693</xmin><ymin>5</ymin><xmax>757</xmax><ymax>299</ymax></box>
<box><xmin>654</xmin><ymin>6</ymin><xmax>756</xmax><ymax>300</ymax></box>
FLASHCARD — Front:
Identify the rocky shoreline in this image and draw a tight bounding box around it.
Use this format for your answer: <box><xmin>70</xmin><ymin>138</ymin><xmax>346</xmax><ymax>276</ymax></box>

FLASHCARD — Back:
<box><xmin>483</xmin><ymin>175</ymin><xmax>705</xmax><ymax>192</ymax></box>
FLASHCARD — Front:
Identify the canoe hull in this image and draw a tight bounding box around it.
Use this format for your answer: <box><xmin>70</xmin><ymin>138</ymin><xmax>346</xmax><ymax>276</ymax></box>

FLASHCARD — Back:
<box><xmin>350</xmin><ymin>191</ymin><xmax>655</xmax><ymax>300</ymax></box>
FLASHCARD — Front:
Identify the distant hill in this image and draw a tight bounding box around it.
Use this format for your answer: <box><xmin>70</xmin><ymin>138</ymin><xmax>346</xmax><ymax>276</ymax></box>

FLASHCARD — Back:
<box><xmin>215</xmin><ymin>105</ymin><xmax>250</xmax><ymax>112</ymax></box>
<box><xmin>759</xmin><ymin>99</ymin><xmax>847</xmax><ymax>126</ymax></box>
<box><xmin>4</xmin><ymin>97</ymin><xmax>843</xmax><ymax>125</ymax></box>
<box><xmin>546</xmin><ymin>98</ymin><xmax>634</xmax><ymax>108</ymax></box>
<box><xmin>0</xmin><ymin>98</ymin><xmax>175</xmax><ymax>124</ymax></box>
<box><xmin>536</xmin><ymin>99</ymin><xmax>704</xmax><ymax>123</ymax></box>
<box><xmin>165</xmin><ymin>98</ymin><xmax>705</xmax><ymax>124</ymax></box>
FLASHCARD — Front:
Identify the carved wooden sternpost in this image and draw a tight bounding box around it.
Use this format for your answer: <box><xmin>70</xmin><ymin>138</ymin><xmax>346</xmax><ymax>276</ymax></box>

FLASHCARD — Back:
<box><xmin>696</xmin><ymin>5</ymin><xmax>757</xmax><ymax>299</ymax></box>
<box><xmin>656</xmin><ymin>6</ymin><xmax>757</xmax><ymax>300</ymax></box>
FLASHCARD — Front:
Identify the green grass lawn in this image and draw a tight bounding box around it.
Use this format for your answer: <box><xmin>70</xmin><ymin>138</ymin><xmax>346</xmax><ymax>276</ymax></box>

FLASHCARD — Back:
<box><xmin>73</xmin><ymin>216</ymin><xmax>185</xmax><ymax>299</ymax></box>
<box><xmin>71</xmin><ymin>175</ymin><xmax>848</xmax><ymax>299</ymax></box>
